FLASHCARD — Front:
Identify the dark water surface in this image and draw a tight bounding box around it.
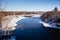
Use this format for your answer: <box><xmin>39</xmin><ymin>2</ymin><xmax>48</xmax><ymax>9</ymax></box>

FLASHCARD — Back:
<box><xmin>12</xmin><ymin>17</ymin><xmax>60</xmax><ymax>40</ymax></box>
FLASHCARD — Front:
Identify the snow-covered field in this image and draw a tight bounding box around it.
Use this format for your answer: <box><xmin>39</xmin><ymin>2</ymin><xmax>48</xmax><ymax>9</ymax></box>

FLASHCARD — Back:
<box><xmin>2</xmin><ymin>15</ymin><xmax>26</xmax><ymax>31</ymax></box>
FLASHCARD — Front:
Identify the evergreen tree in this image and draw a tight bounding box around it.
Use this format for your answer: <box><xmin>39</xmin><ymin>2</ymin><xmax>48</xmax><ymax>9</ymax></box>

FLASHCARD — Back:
<box><xmin>54</xmin><ymin>7</ymin><xmax>58</xmax><ymax>12</ymax></box>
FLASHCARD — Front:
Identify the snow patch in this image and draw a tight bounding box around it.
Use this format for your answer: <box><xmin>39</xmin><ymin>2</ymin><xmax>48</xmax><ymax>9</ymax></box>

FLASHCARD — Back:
<box><xmin>39</xmin><ymin>21</ymin><xmax>52</xmax><ymax>27</ymax></box>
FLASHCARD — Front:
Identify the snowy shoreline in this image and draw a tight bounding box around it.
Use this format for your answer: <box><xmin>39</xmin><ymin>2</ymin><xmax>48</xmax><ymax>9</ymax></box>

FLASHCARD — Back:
<box><xmin>39</xmin><ymin>21</ymin><xmax>60</xmax><ymax>29</ymax></box>
<box><xmin>1</xmin><ymin>15</ymin><xmax>40</xmax><ymax>31</ymax></box>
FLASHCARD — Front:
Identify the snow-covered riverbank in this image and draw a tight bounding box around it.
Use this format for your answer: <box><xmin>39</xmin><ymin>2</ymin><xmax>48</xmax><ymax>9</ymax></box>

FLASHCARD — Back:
<box><xmin>2</xmin><ymin>15</ymin><xmax>26</xmax><ymax>31</ymax></box>
<box><xmin>39</xmin><ymin>21</ymin><xmax>60</xmax><ymax>29</ymax></box>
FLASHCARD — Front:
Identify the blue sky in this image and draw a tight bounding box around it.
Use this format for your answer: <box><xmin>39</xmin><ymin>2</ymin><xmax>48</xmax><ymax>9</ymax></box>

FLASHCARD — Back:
<box><xmin>1</xmin><ymin>0</ymin><xmax>60</xmax><ymax>11</ymax></box>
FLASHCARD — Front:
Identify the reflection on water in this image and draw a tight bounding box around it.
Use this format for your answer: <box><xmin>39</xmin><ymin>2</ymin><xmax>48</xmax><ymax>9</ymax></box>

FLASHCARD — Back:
<box><xmin>0</xmin><ymin>34</ymin><xmax>16</xmax><ymax>40</ymax></box>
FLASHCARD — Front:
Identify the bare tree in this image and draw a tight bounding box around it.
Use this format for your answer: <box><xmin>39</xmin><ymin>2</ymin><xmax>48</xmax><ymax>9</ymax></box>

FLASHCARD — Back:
<box><xmin>0</xmin><ymin>0</ymin><xmax>11</xmax><ymax>35</ymax></box>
